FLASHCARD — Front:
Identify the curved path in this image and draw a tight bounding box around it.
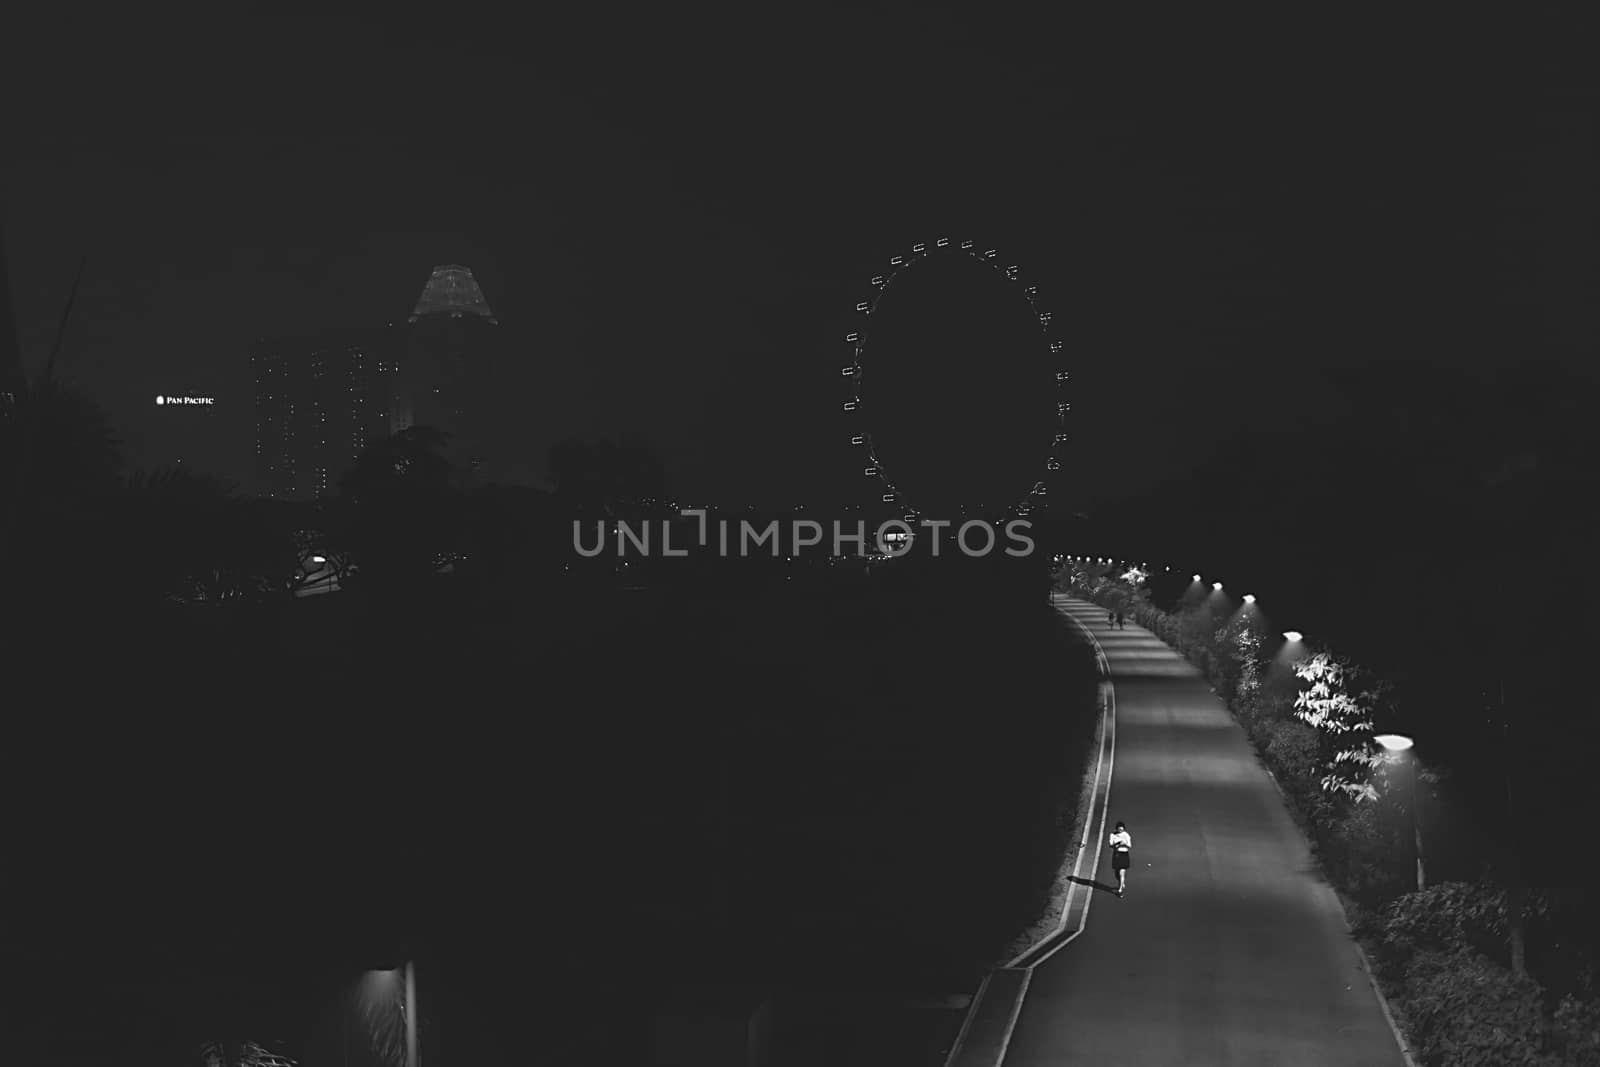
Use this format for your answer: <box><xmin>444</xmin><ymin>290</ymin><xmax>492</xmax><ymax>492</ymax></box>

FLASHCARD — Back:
<box><xmin>950</xmin><ymin>595</ymin><xmax>1410</xmax><ymax>1066</ymax></box>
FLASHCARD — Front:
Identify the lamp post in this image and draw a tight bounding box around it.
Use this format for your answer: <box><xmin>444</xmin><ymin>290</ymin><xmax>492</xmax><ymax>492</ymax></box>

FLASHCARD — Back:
<box><xmin>1503</xmin><ymin>704</ymin><xmax>1527</xmax><ymax>975</ymax></box>
<box><xmin>360</xmin><ymin>959</ymin><xmax>420</xmax><ymax>1067</ymax></box>
<box><xmin>1375</xmin><ymin>733</ymin><xmax>1425</xmax><ymax>891</ymax></box>
<box><xmin>403</xmin><ymin>959</ymin><xmax>416</xmax><ymax>1067</ymax></box>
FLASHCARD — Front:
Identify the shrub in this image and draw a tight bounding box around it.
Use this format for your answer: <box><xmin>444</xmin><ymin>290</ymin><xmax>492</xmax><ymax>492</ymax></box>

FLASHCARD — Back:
<box><xmin>1060</xmin><ymin>584</ymin><xmax>1598</xmax><ymax>1062</ymax></box>
<box><xmin>1377</xmin><ymin>882</ymin><xmax>1508</xmax><ymax>975</ymax></box>
<box><xmin>1403</xmin><ymin>947</ymin><xmax>1552</xmax><ymax>1066</ymax></box>
<box><xmin>1263</xmin><ymin>718</ymin><xmax>1322</xmax><ymax>784</ymax></box>
<box><xmin>1380</xmin><ymin>881</ymin><xmax>1559</xmax><ymax>972</ymax></box>
<box><xmin>1550</xmin><ymin>995</ymin><xmax>1600</xmax><ymax>1066</ymax></box>
<box><xmin>1290</xmin><ymin>651</ymin><xmax>1387</xmax><ymax>801</ymax></box>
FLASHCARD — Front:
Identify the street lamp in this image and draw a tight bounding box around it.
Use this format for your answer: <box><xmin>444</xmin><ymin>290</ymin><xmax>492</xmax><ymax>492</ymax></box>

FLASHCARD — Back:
<box><xmin>360</xmin><ymin>960</ymin><xmax>420</xmax><ymax>1067</ymax></box>
<box><xmin>1283</xmin><ymin>631</ymin><xmax>1303</xmax><ymax>643</ymax></box>
<box><xmin>1374</xmin><ymin>734</ymin><xmax>1426</xmax><ymax>891</ymax></box>
<box><xmin>1242</xmin><ymin>594</ymin><xmax>1255</xmax><ymax>604</ymax></box>
<box><xmin>400</xmin><ymin>966</ymin><xmax>419</xmax><ymax>1067</ymax></box>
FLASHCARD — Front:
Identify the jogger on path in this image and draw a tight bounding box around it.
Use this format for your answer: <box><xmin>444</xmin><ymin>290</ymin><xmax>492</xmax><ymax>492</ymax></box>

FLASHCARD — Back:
<box><xmin>1109</xmin><ymin>821</ymin><xmax>1132</xmax><ymax>896</ymax></box>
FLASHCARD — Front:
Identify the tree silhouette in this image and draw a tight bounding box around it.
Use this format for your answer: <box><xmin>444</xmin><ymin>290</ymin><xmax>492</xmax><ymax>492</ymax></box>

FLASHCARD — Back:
<box><xmin>2</xmin><ymin>377</ymin><xmax>125</xmax><ymax>612</ymax></box>
<box><xmin>458</xmin><ymin>483</ymin><xmax>563</xmax><ymax>588</ymax></box>
<box><xmin>547</xmin><ymin>437</ymin><xmax>666</xmax><ymax>518</ymax></box>
<box><xmin>342</xmin><ymin>426</ymin><xmax>454</xmax><ymax>501</ymax></box>
<box><xmin>2</xmin><ymin>377</ymin><xmax>122</xmax><ymax>525</ymax></box>
<box><xmin>119</xmin><ymin>467</ymin><xmax>299</xmax><ymax>603</ymax></box>
<box><xmin>338</xmin><ymin>427</ymin><xmax>462</xmax><ymax>595</ymax></box>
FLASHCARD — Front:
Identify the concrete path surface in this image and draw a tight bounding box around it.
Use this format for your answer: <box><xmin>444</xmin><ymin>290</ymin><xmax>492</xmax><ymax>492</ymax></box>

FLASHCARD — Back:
<box><xmin>954</xmin><ymin>595</ymin><xmax>1410</xmax><ymax>1066</ymax></box>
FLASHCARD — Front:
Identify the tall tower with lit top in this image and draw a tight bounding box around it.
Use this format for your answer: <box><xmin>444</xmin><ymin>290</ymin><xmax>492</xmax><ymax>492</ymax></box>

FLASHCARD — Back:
<box><xmin>403</xmin><ymin>265</ymin><xmax>501</xmax><ymax>480</ymax></box>
<box><xmin>408</xmin><ymin>264</ymin><xmax>498</xmax><ymax>325</ymax></box>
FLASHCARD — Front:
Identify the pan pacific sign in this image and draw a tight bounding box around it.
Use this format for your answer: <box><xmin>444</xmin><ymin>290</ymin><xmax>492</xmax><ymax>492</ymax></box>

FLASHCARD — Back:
<box><xmin>155</xmin><ymin>395</ymin><xmax>215</xmax><ymax>406</ymax></box>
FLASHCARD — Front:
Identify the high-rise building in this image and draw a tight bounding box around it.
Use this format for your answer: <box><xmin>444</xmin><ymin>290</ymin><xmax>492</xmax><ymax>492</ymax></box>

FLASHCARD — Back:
<box><xmin>251</xmin><ymin>327</ymin><xmax>406</xmax><ymax>499</ymax></box>
<box><xmin>403</xmin><ymin>265</ymin><xmax>501</xmax><ymax>478</ymax></box>
<box><xmin>250</xmin><ymin>264</ymin><xmax>502</xmax><ymax>499</ymax></box>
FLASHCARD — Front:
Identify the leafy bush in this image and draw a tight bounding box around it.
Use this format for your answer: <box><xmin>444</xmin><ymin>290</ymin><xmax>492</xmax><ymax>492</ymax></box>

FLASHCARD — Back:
<box><xmin>1378</xmin><ymin>882</ymin><xmax>1509</xmax><ymax>975</ymax></box>
<box><xmin>1263</xmin><ymin>718</ymin><xmax>1322</xmax><ymax>784</ymax></box>
<box><xmin>1380</xmin><ymin>881</ymin><xmax>1555</xmax><ymax>973</ymax></box>
<box><xmin>1402</xmin><ymin>947</ymin><xmax>1552</xmax><ymax>1066</ymax></box>
<box><xmin>1550</xmin><ymin>995</ymin><xmax>1600</xmax><ymax>1066</ymax></box>
<box><xmin>1290</xmin><ymin>651</ymin><xmax>1387</xmax><ymax>801</ymax></box>
<box><xmin>1326</xmin><ymin>798</ymin><xmax>1407</xmax><ymax>908</ymax></box>
<box><xmin>1063</xmin><ymin>578</ymin><xmax>1600</xmax><ymax>1061</ymax></box>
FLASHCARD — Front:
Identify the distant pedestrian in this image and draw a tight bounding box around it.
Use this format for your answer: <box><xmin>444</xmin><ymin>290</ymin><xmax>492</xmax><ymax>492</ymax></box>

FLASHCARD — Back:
<box><xmin>1108</xmin><ymin>821</ymin><xmax>1132</xmax><ymax>895</ymax></box>
<box><xmin>1108</xmin><ymin>608</ymin><xmax>1116</xmax><ymax>626</ymax></box>
<box><xmin>1115</xmin><ymin>609</ymin><xmax>1126</xmax><ymax>630</ymax></box>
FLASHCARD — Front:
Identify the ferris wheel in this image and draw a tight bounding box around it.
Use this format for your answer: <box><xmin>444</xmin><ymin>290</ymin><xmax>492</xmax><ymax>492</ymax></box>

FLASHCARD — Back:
<box><xmin>839</xmin><ymin>237</ymin><xmax>1068</xmax><ymax>521</ymax></box>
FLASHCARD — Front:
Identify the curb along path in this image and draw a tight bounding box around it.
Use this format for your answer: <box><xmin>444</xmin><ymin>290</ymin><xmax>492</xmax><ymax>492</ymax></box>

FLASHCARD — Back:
<box><xmin>944</xmin><ymin>595</ymin><xmax>1116</xmax><ymax>1066</ymax></box>
<box><xmin>949</xmin><ymin>595</ymin><xmax>1411</xmax><ymax>1067</ymax></box>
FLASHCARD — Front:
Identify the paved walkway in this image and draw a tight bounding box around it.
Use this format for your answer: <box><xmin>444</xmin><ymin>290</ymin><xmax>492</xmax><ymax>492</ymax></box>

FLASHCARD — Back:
<box><xmin>952</xmin><ymin>595</ymin><xmax>1410</xmax><ymax>1066</ymax></box>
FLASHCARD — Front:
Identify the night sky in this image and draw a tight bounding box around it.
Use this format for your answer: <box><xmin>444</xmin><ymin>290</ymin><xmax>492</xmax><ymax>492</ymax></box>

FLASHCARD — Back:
<box><xmin>4</xmin><ymin>14</ymin><xmax>1595</xmax><ymax>511</ymax></box>
<box><xmin>6</xmin><ymin>14</ymin><xmax>1599</xmax><ymax>1064</ymax></box>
